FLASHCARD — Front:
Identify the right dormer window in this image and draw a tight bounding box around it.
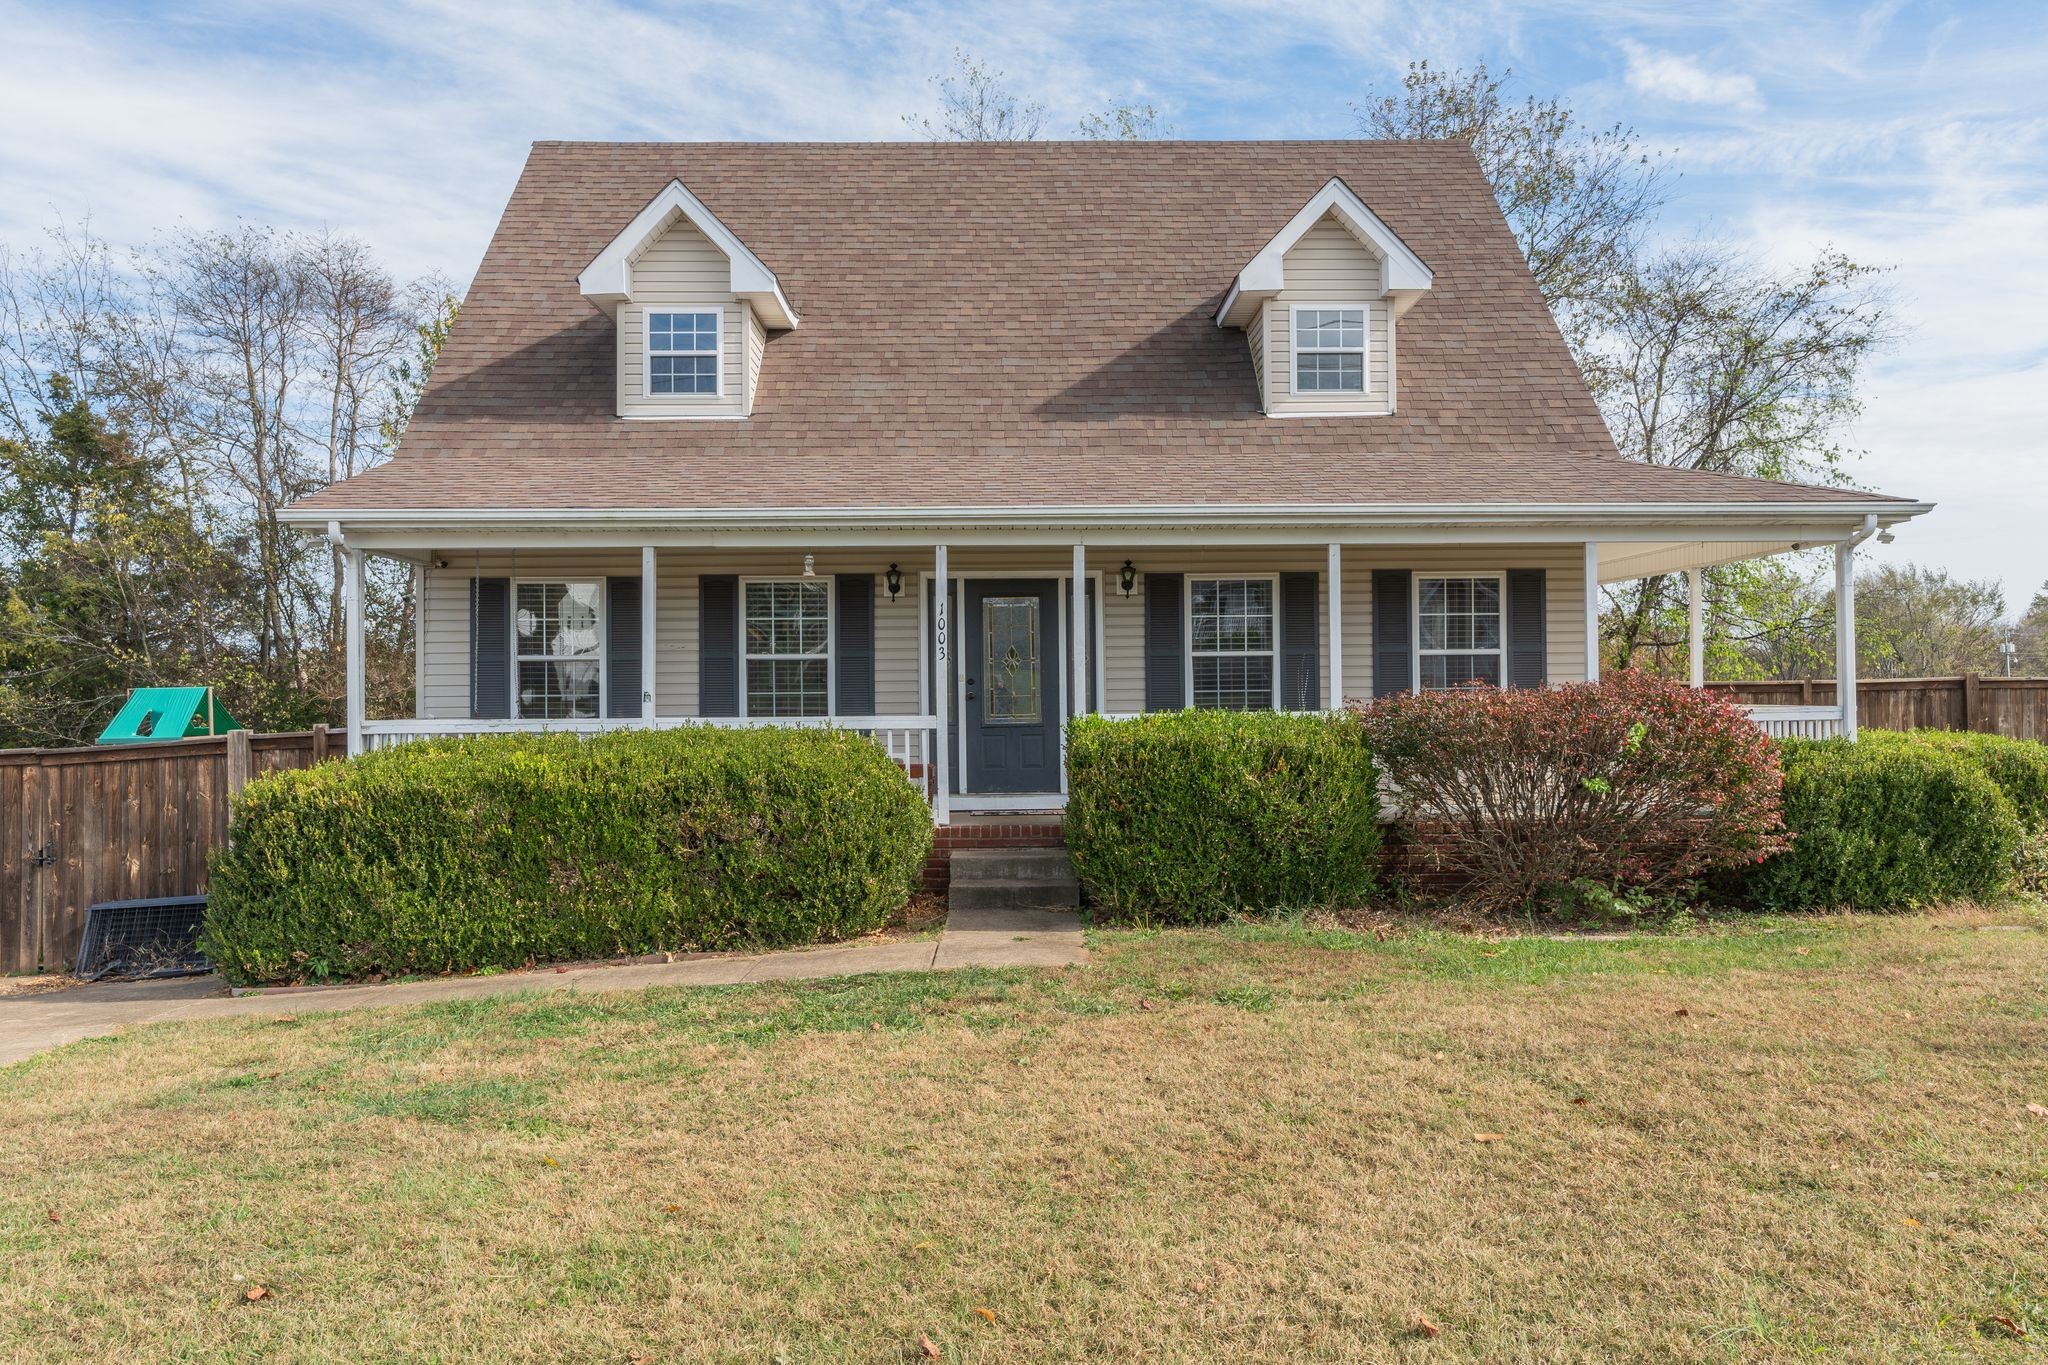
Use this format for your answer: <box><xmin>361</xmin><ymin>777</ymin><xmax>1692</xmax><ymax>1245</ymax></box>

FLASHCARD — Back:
<box><xmin>648</xmin><ymin>310</ymin><xmax>720</xmax><ymax>395</ymax></box>
<box><xmin>1293</xmin><ymin>306</ymin><xmax>1366</xmax><ymax>393</ymax></box>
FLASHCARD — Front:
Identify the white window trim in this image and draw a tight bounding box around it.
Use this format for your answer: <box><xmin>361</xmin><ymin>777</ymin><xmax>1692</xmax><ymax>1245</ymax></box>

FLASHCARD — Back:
<box><xmin>1184</xmin><ymin>572</ymin><xmax>1283</xmax><ymax>713</ymax></box>
<box><xmin>739</xmin><ymin>575</ymin><xmax>835</xmax><ymax>719</ymax></box>
<box><xmin>642</xmin><ymin>305</ymin><xmax>726</xmax><ymax>400</ymax></box>
<box><xmin>511</xmin><ymin>578</ymin><xmax>607</xmax><ymax>721</ymax></box>
<box><xmin>1287</xmin><ymin>302</ymin><xmax>1371</xmax><ymax>400</ymax></box>
<box><xmin>1412</xmin><ymin>571</ymin><xmax>1508</xmax><ymax>693</ymax></box>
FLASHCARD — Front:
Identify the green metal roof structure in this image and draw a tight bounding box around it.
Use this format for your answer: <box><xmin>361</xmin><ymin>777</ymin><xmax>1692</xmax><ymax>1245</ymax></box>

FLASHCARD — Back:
<box><xmin>96</xmin><ymin>687</ymin><xmax>245</xmax><ymax>745</ymax></box>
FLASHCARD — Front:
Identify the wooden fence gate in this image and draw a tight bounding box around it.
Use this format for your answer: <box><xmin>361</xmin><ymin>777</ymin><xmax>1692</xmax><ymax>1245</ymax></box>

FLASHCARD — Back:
<box><xmin>1</xmin><ymin>728</ymin><xmax>334</xmax><ymax>975</ymax></box>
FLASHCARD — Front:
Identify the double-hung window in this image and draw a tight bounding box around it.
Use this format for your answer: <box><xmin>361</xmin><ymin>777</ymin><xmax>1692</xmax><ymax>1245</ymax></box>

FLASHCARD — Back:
<box><xmin>1189</xmin><ymin>577</ymin><xmax>1276</xmax><ymax>711</ymax></box>
<box><xmin>648</xmin><ymin>310</ymin><xmax>719</xmax><ymax>395</ymax></box>
<box><xmin>514</xmin><ymin>581</ymin><xmax>602</xmax><ymax>718</ymax></box>
<box><xmin>743</xmin><ymin>580</ymin><xmax>829</xmax><ymax>717</ymax></box>
<box><xmin>1417</xmin><ymin>575</ymin><xmax>1504</xmax><ymax>689</ymax></box>
<box><xmin>1293</xmin><ymin>307</ymin><xmax>1367</xmax><ymax>394</ymax></box>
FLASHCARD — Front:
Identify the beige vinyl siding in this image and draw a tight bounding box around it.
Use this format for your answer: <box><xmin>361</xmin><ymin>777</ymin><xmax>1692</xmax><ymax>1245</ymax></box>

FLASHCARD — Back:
<box><xmin>617</xmin><ymin>215</ymin><xmax>748</xmax><ymax>419</ymax></box>
<box><xmin>1262</xmin><ymin>215</ymin><xmax>1392</xmax><ymax>416</ymax></box>
<box><xmin>744</xmin><ymin>305</ymin><xmax>766</xmax><ymax>415</ymax></box>
<box><xmin>414</xmin><ymin>545</ymin><xmax>1584</xmax><ymax>724</ymax></box>
<box><xmin>1245</xmin><ymin>308</ymin><xmax>1265</xmax><ymax>403</ymax></box>
<box><xmin>416</xmin><ymin>551</ymin><xmax>644</xmax><ymax>720</ymax></box>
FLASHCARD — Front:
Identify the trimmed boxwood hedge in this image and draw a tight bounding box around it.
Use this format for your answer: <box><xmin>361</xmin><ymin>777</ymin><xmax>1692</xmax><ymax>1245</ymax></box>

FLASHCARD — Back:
<box><xmin>203</xmin><ymin>726</ymin><xmax>933</xmax><ymax>984</ymax></box>
<box><xmin>1745</xmin><ymin>736</ymin><xmax>2022</xmax><ymax>911</ymax></box>
<box><xmin>1064</xmin><ymin>710</ymin><xmax>1380</xmax><ymax>924</ymax></box>
<box><xmin>1863</xmin><ymin>729</ymin><xmax>2048</xmax><ymax>830</ymax></box>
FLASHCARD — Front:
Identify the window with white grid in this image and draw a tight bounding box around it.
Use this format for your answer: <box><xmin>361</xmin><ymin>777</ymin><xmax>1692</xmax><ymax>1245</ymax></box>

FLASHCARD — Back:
<box><xmin>514</xmin><ymin>581</ymin><xmax>602</xmax><ymax>719</ymax></box>
<box><xmin>1189</xmin><ymin>577</ymin><xmax>1276</xmax><ymax>711</ymax></box>
<box><xmin>648</xmin><ymin>310</ymin><xmax>719</xmax><ymax>395</ymax></box>
<box><xmin>744</xmin><ymin>580</ymin><xmax>829</xmax><ymax>716</ymax></box>
<box><xmin>1417</xmin><ymin>575</ymin><xmax>1504</xmax><ymax>690</ymax></box>
<box><xmin>1293</xmin><ymin>306</ymin><xmax>1366</xmax><ymax>393</ymax></box>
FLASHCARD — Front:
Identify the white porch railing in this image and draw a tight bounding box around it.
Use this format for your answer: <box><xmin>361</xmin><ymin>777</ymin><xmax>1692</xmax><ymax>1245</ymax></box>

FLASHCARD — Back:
<box><xmin>359</xmin><ymin>715</ymin><xmax>939</xmax><ymax>790</ymax></box>
<box><xmin>1740</xmin><ymin>704</ymin><xmax>1845</xmax><ymax>740</ymax></box>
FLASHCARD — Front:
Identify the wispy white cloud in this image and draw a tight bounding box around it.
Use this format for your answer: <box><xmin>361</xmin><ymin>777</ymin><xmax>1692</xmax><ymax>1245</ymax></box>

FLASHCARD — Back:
<box><xmin>3</xmin><ymin>0</ymin><xmax>2044</xmax><ymax>593</ymax></box>
<box><xmin>1619</xmin><ymin>39</ymin><xmax>1763</xmax><ymax>112</ymax></box>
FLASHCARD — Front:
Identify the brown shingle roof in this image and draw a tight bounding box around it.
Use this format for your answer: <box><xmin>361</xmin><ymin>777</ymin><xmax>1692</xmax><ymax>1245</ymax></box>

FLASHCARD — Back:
<box><xmin>295</xmin><ymin>140</ymin><xmax>1911</xmax><ymax>516</ymax></box>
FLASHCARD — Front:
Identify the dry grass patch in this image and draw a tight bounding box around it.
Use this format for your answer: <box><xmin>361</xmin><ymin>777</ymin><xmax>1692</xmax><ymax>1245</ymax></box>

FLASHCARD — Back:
<box><xmin>3</xmin><ymin>909</ymin><xmax>2046</xmax><ymax>1362</ymax></box>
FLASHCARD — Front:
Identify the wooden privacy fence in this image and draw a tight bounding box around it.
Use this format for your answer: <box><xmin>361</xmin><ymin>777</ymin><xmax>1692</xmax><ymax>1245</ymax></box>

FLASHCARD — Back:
<box><xmin>1706</xmin><ymin>675</ymin><xmax>2048</xmax><ymax>740</ymax></box>
<box><xmin>1</xmin><ymin>728</ymin><xmax>335</xmax><ymax>974</ymax></box>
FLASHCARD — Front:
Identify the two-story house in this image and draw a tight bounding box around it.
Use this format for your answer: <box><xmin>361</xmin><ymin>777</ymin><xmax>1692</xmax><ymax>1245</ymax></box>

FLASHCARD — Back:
<box><xmin>284</xmin><ymin>140</ymin><xmax>1928</xmax><ymax>824</ymax></box>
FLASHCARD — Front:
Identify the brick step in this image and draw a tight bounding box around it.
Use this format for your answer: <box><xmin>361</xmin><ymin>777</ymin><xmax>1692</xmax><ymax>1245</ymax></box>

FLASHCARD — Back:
<box><xmin>947</xmin><ymin>848</ymin><xmax>1077</xmax><ymax>883</ymax></box>
<box><xmin>948</xmin><ymin>877</ymin><xmax>1082</xmax><ymax>912</ymax></box>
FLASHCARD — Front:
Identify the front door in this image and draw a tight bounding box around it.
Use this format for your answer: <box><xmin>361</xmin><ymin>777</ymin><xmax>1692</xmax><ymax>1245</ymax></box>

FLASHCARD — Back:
<box><xmin>962</xmin><ymin>579</ymin><xmax>1062</xmax><ymax>793</ymax></box>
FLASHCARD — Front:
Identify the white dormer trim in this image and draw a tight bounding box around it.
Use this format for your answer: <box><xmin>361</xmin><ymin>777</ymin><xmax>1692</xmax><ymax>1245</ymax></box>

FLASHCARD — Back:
<box><xmin>1215</xmin><ymin>177</ymin><xmax>1432</xmax><ymax>329</ymax></box>
<box><xmin>579</xmin><ymin>179</ymin><xmax>799</xmax><ymax>329</ymax></box>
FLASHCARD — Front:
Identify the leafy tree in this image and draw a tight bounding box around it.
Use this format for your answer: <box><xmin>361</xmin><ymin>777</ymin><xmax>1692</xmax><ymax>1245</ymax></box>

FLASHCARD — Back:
<box><xmin>0</xmin><ymin>377</ymin><xmax>249</xmax><ymax>745</ymax></box>
<box><xmin>1853</xmin><ymin>563</ymin><xmax>2006</xmax><ymax>677</ymax></box>
<box><xmin>1357</xmin><ymin>63</ymin><xmax>1892</xmax><ymax>679</ymax></box>
<box><xmin>903</xmin><ymin>49</ymin><xmax>1045</xmax><ymax>141</ymax></box>
<box><xmin>1077</xmin><ymin>102</ymin><xmax>1175</xmax><ymax>140</ymax></box>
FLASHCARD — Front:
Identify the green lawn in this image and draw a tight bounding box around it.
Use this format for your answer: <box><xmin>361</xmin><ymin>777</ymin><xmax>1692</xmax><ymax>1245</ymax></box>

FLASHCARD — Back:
<box><xmin>4</xmin><ymin>907</ymin><xmax>2046</xmax><ymax>1362</ymax></box>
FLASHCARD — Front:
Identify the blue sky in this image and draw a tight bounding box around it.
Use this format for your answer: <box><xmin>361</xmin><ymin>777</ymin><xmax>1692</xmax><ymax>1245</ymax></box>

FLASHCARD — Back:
<box><xmin>4</xmin><ymin>0</ymin><xmax>2044</xmax><ymax>599</ymax></box>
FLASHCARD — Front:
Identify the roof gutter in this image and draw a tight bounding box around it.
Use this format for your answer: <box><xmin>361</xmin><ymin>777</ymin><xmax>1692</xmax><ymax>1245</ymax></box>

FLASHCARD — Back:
<box><xmin>280</xmin><ymin>498</ymin><xmax>1933</xmax><ymax>533</ymax></box>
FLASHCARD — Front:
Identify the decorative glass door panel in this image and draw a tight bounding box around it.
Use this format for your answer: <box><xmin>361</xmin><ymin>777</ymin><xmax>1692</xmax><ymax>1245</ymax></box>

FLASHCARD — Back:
<box><xmin>982</xmin><ymin>596</ymin><xmax>1042</xmax><ymax>723</ymax></box>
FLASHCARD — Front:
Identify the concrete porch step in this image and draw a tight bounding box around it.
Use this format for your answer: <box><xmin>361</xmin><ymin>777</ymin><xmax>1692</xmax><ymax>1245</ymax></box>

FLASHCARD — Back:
<box><xmin>948</xmin><ymin>876</ymin><xmax>1082</xmax><ymax>913</ymax></box>
<box><xmin>948</xmin><ymin>848</ymin><xmax>1077</xmax><ymax>883</ymax></box>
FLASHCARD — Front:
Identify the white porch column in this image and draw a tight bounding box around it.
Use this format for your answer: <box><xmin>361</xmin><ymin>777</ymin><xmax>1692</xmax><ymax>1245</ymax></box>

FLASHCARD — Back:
<box><xmin>932</xmin><ymin>544</ymin><xmax>950</xmax><ymax>825</ymax></box>
<box><xmin>344</xmin><ymin>544</ymin><xmax>365</xmax><ymax>757</ymax></box>
<box><xmin>1687</xmin><ymin>568</ymin><xmax>1705</xmax><ymax>689</ymax></box>
<box><xmin>641</xmin><ymin>545</ymin><xmax>658</xmax><ymax>723</ymax></box>
<box><xmin>1836</xmin><ymin>539</ymin><xmax>1859</xmax><ymax>740</ymax></box>
<box><xmin>1583</xmin><ymin>541</ymin><xmax>1601</xmax><ymax>683</ymax></box>
<box><xmin>1326</xmin><ymin>542</ymin><xmax>1343</xmax><ymax>708</ymax></box>
<box><xmin>1071</xmin><ymin>543</ymin><xmax>1089</xmax><ymax>716</ymax></box>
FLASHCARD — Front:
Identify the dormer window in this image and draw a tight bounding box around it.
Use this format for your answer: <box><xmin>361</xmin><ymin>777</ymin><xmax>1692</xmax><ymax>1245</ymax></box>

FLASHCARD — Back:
<box><xmin>648</xmin><ymin>311</ymin><xmax>720</xmax><ymax>396</ymax></box>
<box><xmin>1293</xmin><ymin>307</ymin><xmax>1367</xmax><ymax>393</ymax></box>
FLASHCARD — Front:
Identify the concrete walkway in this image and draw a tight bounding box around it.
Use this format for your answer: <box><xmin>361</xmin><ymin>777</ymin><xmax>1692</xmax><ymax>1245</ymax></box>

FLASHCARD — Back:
<box><xmin>0</xmin><ymin>907</ymin><xmax>1086</xmax><ymax>1067</ymax></box>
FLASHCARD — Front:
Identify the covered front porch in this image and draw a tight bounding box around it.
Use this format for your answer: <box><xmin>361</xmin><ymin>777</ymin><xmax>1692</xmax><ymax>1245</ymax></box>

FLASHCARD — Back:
<box><xmin>324</xmin><ymin>508</ymin><xmax>1913</xmax><ymax>825</ymax></box>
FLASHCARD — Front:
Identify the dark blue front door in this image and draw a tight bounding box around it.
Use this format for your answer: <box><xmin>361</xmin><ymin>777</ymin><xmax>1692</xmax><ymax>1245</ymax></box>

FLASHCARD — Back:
<box><xmin>962</xmin><ymin>579</ymin><xmax>1062</xmax><ymax>793</ymax></box>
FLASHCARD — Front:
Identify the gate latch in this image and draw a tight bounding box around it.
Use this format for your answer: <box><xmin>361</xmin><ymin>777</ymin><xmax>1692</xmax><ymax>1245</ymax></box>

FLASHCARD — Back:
<box><xmin>28</xmin><ymin>841</ymin><xmax>54</xmax><ymax>869</ymax></box>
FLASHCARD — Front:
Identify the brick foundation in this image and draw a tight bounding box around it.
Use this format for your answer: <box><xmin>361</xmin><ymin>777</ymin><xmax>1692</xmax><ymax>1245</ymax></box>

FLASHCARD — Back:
<box><xmin>924</xmin><ymin>815</ymin><xmax>1067</xmax><ymax>893</ymax></box>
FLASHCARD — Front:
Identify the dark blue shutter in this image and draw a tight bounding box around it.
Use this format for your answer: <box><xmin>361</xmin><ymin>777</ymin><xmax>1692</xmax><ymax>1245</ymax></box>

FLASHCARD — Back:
<box><xmin>1371</xmin><ymin>570</ymin><xmax>1413</xmax><ymax>698</ymax></box>
<box><xmin>469</xmin><ymin>577</ymin><xmax>511</xmax><ymax>719</ymax></box>
<box><xmin>1144</xmin><ymin>572</ymin><xmax>1185</xmax><ymax>711</ymax></box>
<box><xmin>699</xmin><ymin>575</ymin><xmax>739</xmax><ymax>717</ymax></box>
<box><xmin>1506</xmin><ymin>569</ymin><xmax>1547</xmax><ymax>689</ymax></box>
<box><xmin>1279</xmin><ymin>572</ymin><xmax>1321</xmax><ymax>710</ymax></box>
<box><xmin>834</xmin><ymin>573</ymin><xmax>875</xmax><ymax>715</ymax></box>
<box><xmin>606</xmin><ymin>576</ymin><xmax>643</xmax><ymax>718</ymax></box>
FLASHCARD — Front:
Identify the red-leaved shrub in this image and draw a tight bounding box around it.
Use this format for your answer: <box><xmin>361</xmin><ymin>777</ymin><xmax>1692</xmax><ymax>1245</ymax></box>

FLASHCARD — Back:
<box><xmin>1355</xmin><ymin>671</ymin><xmax>1789</xmax><ymax>911</ymax></box>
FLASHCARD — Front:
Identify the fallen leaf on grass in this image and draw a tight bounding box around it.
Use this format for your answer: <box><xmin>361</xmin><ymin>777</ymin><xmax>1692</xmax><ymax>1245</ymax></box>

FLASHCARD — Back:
<box><xmin>1138</xmin><ymin>998</ymin><xmax>1153</xmax><ymax>1011</ymax></box>
<box><xmin>1988</xmin><ymin>1315</ymin><xmax>2025</xmax><ymax>1338</ymax></box>
<box><xmin>912</xmin><ymin>1240</ymin><xmax>934</xmax><ymax>1251</ymax></box>
<box><xmin>2026</xmin><ymin>1103</ymin><xmax>2048</xmax><ymax>1119</ymax></box>
<box><xmin>541</xmin><ymin>1157</ymin><xmax>559</xmax><ymax>1168</ymax></box>
<box><xmin>972</xmin><ymin>1307</ymin><xmax>996</xmax><ymax>1324</ymax></box>
<box><xmin>918</xmin><ymin>1333</ymin><xmax>942</xmax><ymax>1359</ymax></box>
<box><xmin>661</xmin><ymin>1204</ymin><xmax>681</xmax><ymax>1215</ymax></box>
<box><xmin>1793</xmin><ymin>947</ymin><xmax>1810</xmax><ymax>956</ymax></box>
<box><xmin>1900</xmin><ymin>1217</ymin><xmax>1921</xmax><ymax>1228</ymax></box>
<box><xmin>1411</xmin><ymin>1312</ymin><xmax>1440</xmax><ymax>1338</ymax></box>
<box><xmin>45</xmin><ymin>1209</ymin><xmax>59</xmax><ymax>1225</ymax></box>
<box><xmin>273</xmin><ymin>1015</ymin><xmax>297</xmax><ymax>1025</ymax></box>
<box><xmin>1672</xmin><ymin>1008</ymin><xmax>1690</xmax><ymax>1018</ymax></box>
<box><xmin>244</xmin><ymin>1285</ymin><xmax>271</xmax><ymax>1302</ymax></box>
<box><xmin>1472</xmin><ymin>1133</ymin><xmax>1505</xmax><ymax>1143</ymax></box>
<box><xmin>1570</xmin><ymin>1096</ymin><xmax>1589</xmax><ymax>1107</ymax></box>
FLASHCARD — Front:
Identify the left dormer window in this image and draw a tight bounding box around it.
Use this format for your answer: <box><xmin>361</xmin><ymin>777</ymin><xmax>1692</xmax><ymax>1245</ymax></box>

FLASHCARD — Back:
<box><xmin>1292</xmin><ymin>307</ymin><xmax>1366</xmax><ymax>393</ymax></box>
<box><xmin>648</xmin><ymin>310</ymin><xmax>719</xmax><ymax>395</ymax></box>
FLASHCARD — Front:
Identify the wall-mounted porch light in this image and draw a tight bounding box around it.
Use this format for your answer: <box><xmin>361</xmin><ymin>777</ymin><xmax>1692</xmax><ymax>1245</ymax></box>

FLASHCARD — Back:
<box><xmin>885</xmin><ymin>563</ymin><xmax>903</xmax><ymax>600</ymax></box>
<box><xmin>802</xmin><ymin>554</ymin><xmax>816</xmax><ymax>578</ymax></box>
<box><xmin>1119</xmin><ymin>559</ymin><xmax>1137</xmax><ymax>596</ymax></box>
